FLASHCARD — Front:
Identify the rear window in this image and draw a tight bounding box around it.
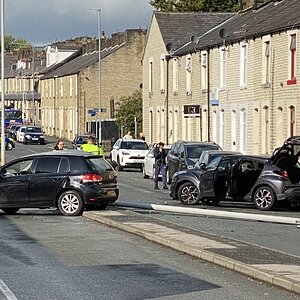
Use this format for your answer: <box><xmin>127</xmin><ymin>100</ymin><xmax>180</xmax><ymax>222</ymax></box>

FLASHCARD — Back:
<box><xmin>186</xmin><ymin>145</ymin><xmax>220</xmax><ymax>159</ymax></box>
<box><xmin>86</xmin><ymin>158</ymin><xmax>113</xmax><ymax>172</ymax></box>
<box><xmin>121</xmin><ymin>141</ymin><xmax>148</xmax><ymax>150</ymax></box>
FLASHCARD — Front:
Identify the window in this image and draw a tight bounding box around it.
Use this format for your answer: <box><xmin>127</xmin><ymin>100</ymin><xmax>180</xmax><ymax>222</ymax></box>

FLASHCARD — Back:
<box><xmin>219</xmin><ymin>109</ymin><xmax>225</xmax><ymax>148</ymax></box>
<box><xmin>186</xmin><ymin>55</ymin><xmax>192</xmax><ymax>95</ymax></box>
<box><xmin>201</xmin><ymin>51</ymin><xmax>208</xmax><ymax>90</ymax></box>
<box><xmin>35</xmin><ymin>157</ymin><xmax>61</xmax><ymax>173</ymax></box>
<box><xmin>288</xmin><ymin>34</ymin><xmax>297</xmax><ymax>85</ymax></box>
<box><xmin>240</xmin><ymin>42</ymin><xmax>248</xmax><ymax>87</ymax></box>
<box><xmin>240</xmin><ymin>109</ymin><xmax>246</xmax><ymax>153</ymax></box>
<box><xmin>289</xmin><ymin>106</ymin><xmax>295</xmax><ymax>136</ymax></box>
<box><xmin>149</xmin><ymin>58</ymin><xmax>153</xmax><ymax>94</ymax></box>
<box><xmin>173</xmin><ymin>58</ymin><xmax>178</xmax><ymax>94</ymax></box>
<box><xmin>4</xmin><ymin>159</ymin><xmax>34</xmax><ymax>176</ymax></box>
<box><xmin>262</xmin><ymin>39</ymin><xmax>271</xmax><ymax>84</ymax></box>
<box><xmin>160</xmin><ymin>55</ymin><xmax>165</xmax><ymax>92</ymax></box>
<box><xmin>220</xmin><ymin>48</ymin><xmax>226</xmax><ymax>88</ymax></box>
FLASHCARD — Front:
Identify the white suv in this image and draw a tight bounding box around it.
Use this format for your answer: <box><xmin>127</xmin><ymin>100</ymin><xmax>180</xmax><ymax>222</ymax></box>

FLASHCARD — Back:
<box><xmin>110</xmin><ymin>139</ymin><xmax>149</xmax><ymax>171</ymax></box>
<box><xmin>17</xmin><ymin>126</ymin><xmax>27</xmax><ymax>143</ymax></box>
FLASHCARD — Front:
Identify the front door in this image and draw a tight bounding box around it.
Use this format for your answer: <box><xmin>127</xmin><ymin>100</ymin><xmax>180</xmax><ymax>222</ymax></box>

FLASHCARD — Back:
<box><xmin>0</xmin><ymin>158</ymin><xmax>34</xmax><ymax>208</ymax></box>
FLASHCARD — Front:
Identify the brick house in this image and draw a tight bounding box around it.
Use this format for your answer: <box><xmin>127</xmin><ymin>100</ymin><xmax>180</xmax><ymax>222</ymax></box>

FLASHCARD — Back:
<box><xmin>143</xmin><ymin>0</ymin><xmax>300</xmax><ymax>155</ymax></box>
<box><xmin>142</xmin><ymin>11</ymin><xmax>234</xmax><ymax>144</ymax></box>
<box><xmin>40</xmin><ymin>29</ymin><xmax>147</xmax><ymax>142</ymax></box>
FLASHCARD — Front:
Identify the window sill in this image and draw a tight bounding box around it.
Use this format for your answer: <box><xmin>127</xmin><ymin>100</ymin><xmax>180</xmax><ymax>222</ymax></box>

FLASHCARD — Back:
<box><xmin>261</xmin><ymin>83</ymin><xmax>271</xmax><ymax>88</ymax></box>
<box><xmin>219</xmin><ymin>87</ymin><xmax>226</xmax><ymax>92</ymax></box>
<box><xmin>287</xmin><ymin>79</ymin><xmax>297</xmax><ymax>85</ymax></box>
<box><xmin>201</xmin><ymin>89</ymin><xmax>208</xmax><ymax>94</ymax></box>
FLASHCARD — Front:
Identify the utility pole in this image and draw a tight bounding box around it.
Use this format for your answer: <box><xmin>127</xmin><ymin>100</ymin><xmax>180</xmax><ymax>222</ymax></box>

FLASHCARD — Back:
<box><xmin>0</xmin><ymin>0</ymin><xmax>5</xmax><ymax>165</ymax></box>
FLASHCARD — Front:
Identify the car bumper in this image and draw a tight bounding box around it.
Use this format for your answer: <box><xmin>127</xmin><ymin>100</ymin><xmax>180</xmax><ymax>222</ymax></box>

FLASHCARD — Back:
<box><xmin>278</xmin><ymin>185</ymin><xmax>300</xmax><ymax>202</ymax></box>
<box><xmin>121</xmin><ymin>157</ymin><xmax>144</xmax><ymax>168</ymax></box>
<box><xmin>84</xmin><ymin>186</ymin><xmax>119</xmax><ymax>205</ymax></box>
<box><xmin>24</xmin><ymin>137</ymin><xmax>45</xmax><ymax>144</ymax></box>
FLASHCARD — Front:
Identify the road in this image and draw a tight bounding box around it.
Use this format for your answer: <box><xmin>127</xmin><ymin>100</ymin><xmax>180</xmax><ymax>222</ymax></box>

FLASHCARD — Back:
<box><xmin>0</xmin><ymin>141</ymin><xmax>299</xmax><ymax>299</ymax></box>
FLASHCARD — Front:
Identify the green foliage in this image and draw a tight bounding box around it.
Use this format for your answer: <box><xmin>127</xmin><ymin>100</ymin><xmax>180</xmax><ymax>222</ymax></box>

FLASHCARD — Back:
<box><xmin>2</xmin><ymin>35</ymin><xmax>31</xmax><ymax>52</ymax></box>
<box><xmin>114</xmin><ymin>90</ymin><xmax>143</xmax><ymax>138</ymax></box>
<box><xmin>149</xmin><ymin>0</ymin><xmax>239</xmax><ymax>12</ymax></box>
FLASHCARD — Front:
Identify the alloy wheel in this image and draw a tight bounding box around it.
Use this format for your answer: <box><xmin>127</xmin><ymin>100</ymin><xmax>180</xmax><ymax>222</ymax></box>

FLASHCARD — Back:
<box><xmin>254</xmin><ymin>186</ymin><xmax>275</xmax><ymax>210</ymax></box>
<box><xmin>58</xmin><ymin>191</ymin><xmax>83</xmax><ymax>216</ymax></box>
<box><xmin>178</xmin><ymin>183</ymin><xmax>199</xmax><ymax>205</ymax></box>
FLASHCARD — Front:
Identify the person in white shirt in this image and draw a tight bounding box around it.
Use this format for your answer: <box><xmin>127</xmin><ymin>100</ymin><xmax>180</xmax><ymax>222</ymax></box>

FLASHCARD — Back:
<box><xmin>123</xmin><ymin>131</ymin><xmax>133</xmax><ymax>140</ymax></box>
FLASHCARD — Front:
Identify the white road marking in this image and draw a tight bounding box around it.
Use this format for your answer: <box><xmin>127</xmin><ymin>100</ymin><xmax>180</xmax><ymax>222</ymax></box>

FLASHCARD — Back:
<box><xmin>27</xmin><ymin>149</ymin><xmax>37</xmax><ymax>154</ymax></box>
<box><xmin>0</xmin><ymin>280</ymin><xmax>18</xmax><ymax>300</ymax></box>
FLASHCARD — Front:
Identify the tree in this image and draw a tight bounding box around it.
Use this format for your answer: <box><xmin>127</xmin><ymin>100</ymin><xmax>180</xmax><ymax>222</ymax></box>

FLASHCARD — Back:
<box><xmin>149</xmin><ymin>0</ymin><xmax>239</xmax><ymax>12</ymax></box>
<box><xmin>114</xmin><ymin>90</ymin><xmax>143</xmax><ymax>138</ymax></box>
<box><xmin>2</xmin><ymin>35</ymin><xmax>31</xmax><ymax>53</ymax></box>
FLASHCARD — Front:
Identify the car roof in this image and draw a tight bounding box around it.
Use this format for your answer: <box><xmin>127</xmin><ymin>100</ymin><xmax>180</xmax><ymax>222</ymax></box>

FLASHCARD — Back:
<box><xmin>178</xmin><ymin>141</ymin><xmax>219</xmax><ymax>146</ymax></box>
<box><xmin>219</xmin><ymin>154</ymin><xmax>268</xmax><ymax>161</ymax></box>
<box><xmin>283</xmin><ymin>136</ymin><xmax>300</xmax><ymax>145</ymax></box>
<box><xmin>203</xmin><ymin>150</ymin><xmax>240</xmax><ymax>155</ymax></box>
<box><xmin>119</xmin><ymin>139</ymin><xmax>147</xmax><ymax>142</ymax></box>
<box><xmin>21</xmin><ymin>150</ymin><xmax>101</xmax><ymax>159</ymax></box>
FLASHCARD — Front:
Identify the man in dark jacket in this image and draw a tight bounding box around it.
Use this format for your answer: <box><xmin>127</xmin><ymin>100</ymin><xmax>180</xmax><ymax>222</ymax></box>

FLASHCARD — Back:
<box><xmin>153</xmin><ymin>142</ymin><xmax>168</xmax><ymax>190</ymax></box>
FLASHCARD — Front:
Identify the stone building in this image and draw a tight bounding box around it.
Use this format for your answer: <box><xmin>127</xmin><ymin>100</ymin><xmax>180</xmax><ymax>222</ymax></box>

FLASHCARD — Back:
<box><xmin>142</xmin><ymin>0</ymin><xmax>300</xmax><ymax>155</ymax></box>
<box><xmin>40</xmin><ymin>29</ymin><xmax>147</xmax><ymax>142</ymax></box>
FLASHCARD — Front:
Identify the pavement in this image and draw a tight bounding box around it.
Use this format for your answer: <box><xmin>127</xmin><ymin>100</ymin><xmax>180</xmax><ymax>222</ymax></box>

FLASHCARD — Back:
<box><xmin>84</xmin><ymin>208</ymin><xmax>300</xmax><ymax>295</ymax></box>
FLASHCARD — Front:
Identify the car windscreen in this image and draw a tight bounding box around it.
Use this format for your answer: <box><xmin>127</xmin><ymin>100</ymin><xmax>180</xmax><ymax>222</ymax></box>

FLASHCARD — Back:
<box><xmin>186</xmin><ymin>145</ymin><xmax>220</xmax><ymax>159</ymax></box>
<box><xmin>121</xmin><ymin>141</ymin><xmax>148</xmax><ymax>150</ymax></box>
<box><xmin>86</xmin><ymin>157</ymin><xmax>114</xmax><ymax>172</ymax></box>
<box><xmin>26</xmin><ymin>127</ymin><xmax>42</xmax><ymax>133</ymax></box>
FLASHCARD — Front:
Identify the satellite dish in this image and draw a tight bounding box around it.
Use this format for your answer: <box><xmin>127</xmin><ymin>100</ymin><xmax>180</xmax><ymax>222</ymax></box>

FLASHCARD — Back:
<box><xmin>219</xmin><ymin>28</ymin><xmax>227</xmax><ymax>39</ymax></box>
<box><xmin>166</xmin><ymin>42</ymin><xmax>174</xmax><ymax>52</ymax></box>
<box><xmin>190</xmin><ymin>35</ymin><xmax>199</xmax><ymax>44</ymax></box>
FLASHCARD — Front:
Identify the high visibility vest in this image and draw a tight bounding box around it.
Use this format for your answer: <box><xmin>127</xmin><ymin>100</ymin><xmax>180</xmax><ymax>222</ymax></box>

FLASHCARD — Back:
<box><xmin>81</xmin><ymin>143</ymin><xmax>104</xmax><ymax>156</ymax></box>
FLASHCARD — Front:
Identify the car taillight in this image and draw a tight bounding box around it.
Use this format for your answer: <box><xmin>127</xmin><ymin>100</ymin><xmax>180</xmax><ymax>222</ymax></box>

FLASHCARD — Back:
<box><xmin>81</xmin><ymin>174</ymin><xmax>103</xmax><ymax>183</ymax></box>
<box><xmin>273</xmin><ymin>170</ymin><xmax>289</xmax><ymax>178</ymax></box>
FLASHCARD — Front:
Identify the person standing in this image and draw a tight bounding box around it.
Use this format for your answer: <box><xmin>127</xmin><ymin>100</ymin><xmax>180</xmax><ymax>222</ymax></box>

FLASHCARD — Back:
<box><xmin>81</xmin><ymin>135</ymin><xmax>104</xmax><ymax>156</ymax></box>
<box><xmin>153</xmin><ymin>142</ymin><xmax>168</xmax><ymax>190</ymax></box>
<box><xmin>123</xmin><ymin>131</ymin><xmax>133</xmax><ymax>140</ymax></box>
<box><xmin>53</xmin><ymin>139</ymin><xmax>65</xmax><ymax>150</ymax></box>
<box><xmin>139</xmin><ymin>132</ymin><xmax>145</xmax><ymax>141</ymax></box>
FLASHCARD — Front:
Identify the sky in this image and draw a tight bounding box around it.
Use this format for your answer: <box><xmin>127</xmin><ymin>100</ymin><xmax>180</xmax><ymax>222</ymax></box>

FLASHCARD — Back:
<box><xmin>5</xmin><ymin>0</ymin><xmax>154</xmax><ymax>45</ymax></box>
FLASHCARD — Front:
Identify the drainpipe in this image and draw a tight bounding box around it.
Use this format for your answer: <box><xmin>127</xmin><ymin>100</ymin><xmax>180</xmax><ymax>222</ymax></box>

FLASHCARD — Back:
<box><xmin>207</xmin><ymin>48</ymin><xmax>211</xmax><ymax>142</ymax></box>
<box><xmin>165</xmin><ymin>55</ymin><xmax>170</xmax><ymax>145</ymax></box>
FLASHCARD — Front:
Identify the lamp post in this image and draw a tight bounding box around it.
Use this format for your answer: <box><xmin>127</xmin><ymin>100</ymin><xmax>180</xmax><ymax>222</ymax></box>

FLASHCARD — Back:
<box><xmin>90</xmin><ymin>8</ymin><xmax>102</xmax><ymax>145</ymax></box>
<box><xmin>0</xmin><ymin>0</ymin><xmax>5</xmax><ymax>165</ymax></box>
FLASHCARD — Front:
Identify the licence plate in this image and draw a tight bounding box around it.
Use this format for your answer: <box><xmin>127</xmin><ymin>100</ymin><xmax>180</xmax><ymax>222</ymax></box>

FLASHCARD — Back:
<box><xmin>107</xmin><ymin>190</ymin><xmax>116</xmax><ymax>197</ymax></box>
<box><xmin>32</xmin><ymin>138</ymin><xmax>38</xmax><ymax>140</ymax></box>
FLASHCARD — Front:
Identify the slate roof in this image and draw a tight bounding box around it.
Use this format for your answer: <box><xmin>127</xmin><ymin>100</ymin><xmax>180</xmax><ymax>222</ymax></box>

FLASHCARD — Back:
<box><xmin>154</xmin><ymin>11</ymin><xmax>234</xmax><ymax>50</ymax></box>
<box><xmin>176</xmin><ymin>0</ymin><xmax>300</xmax><ymax>56</ymax></box>
<box><xmin>41</xmin><ymin>43</ymin><xmax>125</xmax><ymax>80</ymax></box>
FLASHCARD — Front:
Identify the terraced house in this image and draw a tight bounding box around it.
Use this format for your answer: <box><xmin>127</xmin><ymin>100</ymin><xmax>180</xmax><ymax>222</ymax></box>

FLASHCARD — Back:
<box><xmin>40</xmin><ymin>29</ymin><xmax>146</xmax><ymax>142</ymax></box>
<box><xmin>143</xmin><ymin>0</ymin><xmax>300</xmax><ymax>155</ymax></box>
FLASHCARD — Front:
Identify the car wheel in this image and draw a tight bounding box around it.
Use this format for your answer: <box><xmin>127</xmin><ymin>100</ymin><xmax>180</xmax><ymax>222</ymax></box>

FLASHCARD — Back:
<box><xmin>253</xmin><ymin>186</ymin><xmax>276</xmax><ymax>211</ymax></box>
<box><xmin>115</xmin><ymin>157</ymin><xmax>123</xmax><ymax>171</ymax></box>
<box><xmin>5</xmin><ymin>142</ymin><xmax>13</xmax><ymax>150</ymax></box>
<box><xmin>142</xmin><ymin>165</ymin><xmax>149</xmax><ymax>178</ymax></box>
<box><xmin>288</xmin><ymin>202</ymin><xmax>300</xmax><ymax>211</ymax></box>
<box><xmin>58</xmin><ymin>190</ymin><xmax>84</xmax><ymax>216</ymax></box>
<box><xmin>2</xmin><ymin>208</ymin><xmax>19</xmax><ymax>214</ymax></box>
<box><xmin>177</xmin><ymin>182</ymin><xmax>200</xmax><ymax>205</ymax></box>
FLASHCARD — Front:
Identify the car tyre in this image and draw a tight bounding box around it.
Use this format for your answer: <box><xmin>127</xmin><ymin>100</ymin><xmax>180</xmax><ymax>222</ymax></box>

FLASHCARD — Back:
<box><xmin>5</xmin><ymin>141</ymin><xmax>13</xmax><ymax>150</ymax></box>
<box><xmin>2</xmin><ymin>208</ymin><xmax>19</xmax><ymax>214</ymax></box>
<box><xmin>58</xmin><ymin>190</ymin><xmax>84</xmax><ymax>216</ymax></box>
<box><xmin>142</xmin><ymin>165</ymin><xmax>149</xmax><ymax>178</ymax></box>
<box><xmin>177</xmin><ymin>182</ymin><xmax>200</xmax><ymax>205</ymax></box>
<box><xmin>253</xmin><ymin>186</ymin><xmax>276</xmax><ymax>211</ymax></box>
<box><xmin>115</xmin><ymin>157</ymin><xmax>123</xmax><ymax>171</ymax></box>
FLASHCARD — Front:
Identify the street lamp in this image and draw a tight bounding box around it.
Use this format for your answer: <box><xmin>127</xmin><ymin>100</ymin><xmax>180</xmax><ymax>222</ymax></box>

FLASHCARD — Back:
<box><xmin>0</xmin><ymin>0</ymin><xmax>5</xmax><ymax>165</ymax></box>
<box><xmin>90</xmin><ymin>8</ymin><xmax>102</xmax><ymax>145</ymax></box>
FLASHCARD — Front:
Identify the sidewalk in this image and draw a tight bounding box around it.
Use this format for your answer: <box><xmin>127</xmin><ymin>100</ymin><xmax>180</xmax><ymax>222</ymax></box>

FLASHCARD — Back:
<box><xmin>84</xmin><ymin>209</ymin><xmax>300</xmax><ymax>295</ymax></box>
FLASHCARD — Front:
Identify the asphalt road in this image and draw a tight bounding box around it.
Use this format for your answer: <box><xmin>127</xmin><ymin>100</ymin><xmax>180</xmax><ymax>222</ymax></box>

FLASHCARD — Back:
<box><xmin>1</xmin><ymin>210</ymin><xmax>300</xmax><ymax>300</ymax></box>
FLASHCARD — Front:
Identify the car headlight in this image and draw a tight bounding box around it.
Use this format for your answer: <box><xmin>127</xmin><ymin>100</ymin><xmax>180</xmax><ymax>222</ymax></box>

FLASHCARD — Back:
<box><xmin>25</xmin><ymin>135</ymin><xmax>31</xmax><ymax>139</ymax></box>
<box><xmin>122</xmin><ymin>151</ymin><xmax>130</xmax><ymax>155</ymax></box>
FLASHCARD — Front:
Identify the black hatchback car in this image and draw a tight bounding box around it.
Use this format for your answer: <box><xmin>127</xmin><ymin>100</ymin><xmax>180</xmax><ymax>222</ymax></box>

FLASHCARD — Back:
<box><xmin>0</xmin><ymin>151</ymin><xmax>119</xmax><ymax>216</ymax></box>
<box><xmin>166</xmin><ymin>141</ymin><xmax>221</xmax><ymax>183</ymax></box>
<box><xmin>170</xmin><ymin>154</ymin><xmax>300</xmax><ymax>211</ymax></box>
<box><xmin>23</xmin><ymin>126</ymin><xmax>46</xmax><ymax>145</ymax></box>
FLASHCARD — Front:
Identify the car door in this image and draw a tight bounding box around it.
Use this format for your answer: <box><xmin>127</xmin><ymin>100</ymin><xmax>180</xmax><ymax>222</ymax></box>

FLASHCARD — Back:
<box><xmin>0</xmin><ymin>158</ymin><xmax>34</xmax><ymax>208</ymax></box>
<box><xmin>145</xmin><ymin>148</ymin><xmax>155</xmax><ymax>176</ymax></box>
<box><xmin>111</xmin><ymin>140</ymin><xmax>120</xmax><ymax>163</ymax></box>
<box><xmin>28</xmin><ymin>157</ymin><xmax>69</xmax><ymax>207</ymax></box>
<box><xmin>168</xmin><ymin>143</ymin><xmax>181</xmax><ymax>178</ymax></box>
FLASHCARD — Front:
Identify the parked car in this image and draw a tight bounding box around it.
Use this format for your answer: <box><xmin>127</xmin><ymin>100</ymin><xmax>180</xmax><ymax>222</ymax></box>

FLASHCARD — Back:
<box><xmin>6</xmin><ymin>123</ymin><xmax>22</xmax><ymax>138</ymax></box>
<box><xmin>16</xmin><ymin>126</ymin><xmax>27</xmax><ymax>143</ymax></box>
<box><xmin>110</xmin><ymin>139</ymin><xmax>149</xmax><ymax>171</ymax></box>
<box><xmin>166</xmin><ymin>141</ymin><xmax>222</xmax><ymax>183</ymax></box>
<box><xmin>0</xmin><ymin>136</ymin><xmax>15</xmax><ymax>150</ymax></box>
<box><xmin>194</xmin><ymin>150</ymin><xmax>241</xmax><ymax>169</ymax></box>
<box><xmin>170</xmin><ymin>154</ymin><xmax>300</xmax><ymax>211</ymax></box>
<box><xmin>10</xmin><ymin>124</ymin><xmax>22</xmax><ymax>141</ymax></box>
<box><xmin>142</xmin><ymin>144</ymin><xmax>172</xmax><ymax>179</ymax></box>
<box><xmin>23</xmin><ymin>126</ymin><xmax>46</xmax><ymax>145</ymax></box>
<box><xmin>72</xmin><ymin>134</ymin><xmax>98</xmax><ymax>150</ymax></box>
<box><xmin>0</xmin><ymin>150</ymin><xmax>119</xmax><ymax>216</ymax></box>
